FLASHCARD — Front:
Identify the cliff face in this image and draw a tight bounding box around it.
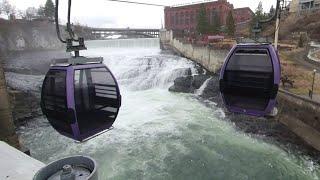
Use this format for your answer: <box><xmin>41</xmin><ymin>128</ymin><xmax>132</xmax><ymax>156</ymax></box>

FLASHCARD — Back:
<box><xmin>0</xmin><ymin>19</ymin><xmax>65</xmax><ymax>55</ymax></box>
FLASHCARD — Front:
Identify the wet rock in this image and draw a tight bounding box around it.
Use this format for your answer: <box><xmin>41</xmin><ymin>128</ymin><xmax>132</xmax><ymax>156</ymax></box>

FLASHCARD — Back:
<box><xmin>200</xmin><ymin>76</ymin><xmax>221</xmax><ymax>103</ymax></box>
<box><xmin>192</xmin><ymin>74</ymin><xmax>210</xmax><ymax>89</ymax></box>
<box><xmin>172</xmin><ymin>68</ymin><xmax>192</xmax><ymax>77</ymax></box>
<box><xmin>183</xmin><ymin>68</ymin><xmax>192</xmax><ymax>76</ymax></box>
<box><xmin>8</xmin><ymin>89</ymin><xmax>42</xmax><ymax>126</ymax></box>
<box><xmin>169</xmin><ymin>76</ymin><xmax>193</xmax><ymax>93</ymax></box>
<box><xmin>195</xmin><ymin>64</ymin><xmax>205</xmax><ymax>74</ymax></box>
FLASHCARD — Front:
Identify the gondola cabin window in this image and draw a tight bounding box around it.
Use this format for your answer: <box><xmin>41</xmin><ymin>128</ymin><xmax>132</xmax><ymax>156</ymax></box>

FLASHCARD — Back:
<box><xmin>74</xmin><ymin>68</ymin><xmax>119</xmax><ymax>135</ymax></box>
<box><xmin>226</xmin><ymin>49</ymin><xmax>273</xmax><ymax>72</ymax></box>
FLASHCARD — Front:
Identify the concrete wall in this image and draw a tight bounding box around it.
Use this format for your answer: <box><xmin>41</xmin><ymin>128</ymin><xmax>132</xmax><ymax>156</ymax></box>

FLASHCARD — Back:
<box><xmin>168</xmin><ymin>36</ymin><xmax>228</xmax><ymax>73</ymax></box>
<box><xmin>0</xmin><ymin>20</ymin><xmax>65</xmax><ymax>55</ymax></box>
<box><xmin>277</xmin><ymin>90</ymin><xmax>320</xmax><ymax>151</ymax></box>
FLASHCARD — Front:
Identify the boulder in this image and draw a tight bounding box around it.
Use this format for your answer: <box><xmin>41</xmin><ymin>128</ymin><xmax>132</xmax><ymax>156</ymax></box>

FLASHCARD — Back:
<box><xmin>194</xmin><ymin>64</ymin><xmax>205</xmax><ymax>74</ymax></box>
<box><xmin>200</xmin><ymin>76</ymin><xmax>222</xmax><ymax>104</ymax></box>
<box><xmin>192</xmin><ymin>74</ymin><xmax>210</xmax><ymax>89</ymax></box>
<box><xmin>169</xmin><ymin>76</ymin><xmax>193</xmax><ymax>93</ymax></box>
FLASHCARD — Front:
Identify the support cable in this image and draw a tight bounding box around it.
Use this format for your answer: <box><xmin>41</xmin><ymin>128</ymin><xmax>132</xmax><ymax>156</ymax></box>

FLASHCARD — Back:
<box><xmin>55</xmin><ymin>0</ymin><xmax>66</xmax><ymax>43</ymax></box>
<box><xmin>105</xmin><ymin>0</ymin><xmax>166</xmax><ymax>7</ymax></box>
<box><xmin>67</xmin><ymin>0</ymin><xmax>79</xmax><ymax>41</ymax></box>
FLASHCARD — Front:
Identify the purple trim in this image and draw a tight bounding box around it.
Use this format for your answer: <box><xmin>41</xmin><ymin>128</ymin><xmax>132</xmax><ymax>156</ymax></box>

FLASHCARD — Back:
<box><xmin>66</xmin><ymin>67</ymin><xmax>75</xmax><ymax>109</ymax></box>
<box><xmin>219</xmin><ymin>45</ymin><xmax>236</xmax><ymax>80</ymax></box>
<box><xmin>66</xmin><ymin>66</ymin><xmax>81</xmax><ymax>140</ymax></box>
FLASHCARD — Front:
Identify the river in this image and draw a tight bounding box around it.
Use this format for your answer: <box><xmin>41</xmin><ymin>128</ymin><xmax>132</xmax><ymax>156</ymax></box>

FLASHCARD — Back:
<box><xmin>15</xmin><ymin>38</ymin><xmax>320</xmax><ymax>179</ymax></box>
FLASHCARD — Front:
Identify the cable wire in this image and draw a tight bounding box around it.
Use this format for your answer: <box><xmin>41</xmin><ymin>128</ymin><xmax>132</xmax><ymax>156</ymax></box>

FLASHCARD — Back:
<box><xmin>55</xmin><ymin>0</ymin><xmax>67</xmax><ymax>43</ymax></box>
<box><xmin>67</xmin><ymin>0</ymin><xmax>79</xmax><ymax>41</ymax></box>
<box><xmin>105</xmin><ymin>0</ymin><xmax>166</xmax><ymax>7</ymax></box>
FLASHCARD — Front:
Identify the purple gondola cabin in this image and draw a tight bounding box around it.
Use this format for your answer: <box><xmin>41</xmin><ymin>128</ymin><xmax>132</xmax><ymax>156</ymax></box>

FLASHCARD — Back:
<box><xmin>41</xmin><ymin>58</ymin><xmax>121</xmax><ymax>141</ymax></box>
<box><xmin>219</xmin><ymin>44</ymin><xmax>281</xmax><ymax>117</ymax></box>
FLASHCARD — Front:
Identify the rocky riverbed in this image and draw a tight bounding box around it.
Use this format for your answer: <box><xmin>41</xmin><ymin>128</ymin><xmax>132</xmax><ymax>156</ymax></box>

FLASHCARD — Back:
<box><xmin>168</xmin><ymin>65</ymin><xmax>320</xmax><ymax>163</ymax></box>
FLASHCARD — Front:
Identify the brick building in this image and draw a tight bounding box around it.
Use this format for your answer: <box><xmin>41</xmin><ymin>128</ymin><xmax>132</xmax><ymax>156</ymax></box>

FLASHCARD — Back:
<box><xmin>164</xmin><ymin>0</ymin><xmax>253</xmax><ymax>32</ymax></box>
<box><xmin>233</xmin><ymin>7</ymin><xmax>254</xmax><ymax>24</ymax></box>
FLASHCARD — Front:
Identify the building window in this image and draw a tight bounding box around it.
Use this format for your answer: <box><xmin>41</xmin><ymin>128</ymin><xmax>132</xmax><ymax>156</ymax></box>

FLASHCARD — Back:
<box><xmin>191</xmin><ymin>13</ymin><xmax>194</xmax><ymax>24</ymax></box>
<box><xmin>186</xmin><ymin>13</ymin><xmax>189</xmax><ymax>25</ymax></box>
<box><xmin>175</xmin><ymin>12</ymin><xmax>179</xmax><ymax>25</ymax></box>
<box><xmin>171</xmin><ymin>15</ymin><xmax>174</xmax><ymax>27</ymax></box>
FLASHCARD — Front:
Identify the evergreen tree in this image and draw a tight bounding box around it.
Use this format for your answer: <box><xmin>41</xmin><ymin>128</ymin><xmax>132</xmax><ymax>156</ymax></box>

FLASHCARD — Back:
<box><xmin>269</xmin><ymin>5</ymin><xmax>275</xmax><ymax>17</ymax></box>
<box><xmin>44</xmin><ymin>0</ymin><xmax>55</xmax><ymax>19</ymax></box>
<box><xmin>197</xmin><ymin>4</ymin><xmax>209</xmax><ymax>35</ymax></box>
<box><xmin>255</xmin><ymin>1</ymin><xmax>264</xmax><ymax>19</ymax></box>
<box><xmin>210</xmin><ymin>11</ymin><xmax>221</xmax><ymax>34</ymax></box>
<box><xmin>37</xmin><ymin>5</ymin><xmax>45</xmax><ymax>17</ymax></box>
<box><xmin>250</xmin><ymin>1</ymin><xmax>265</xmax><ymax>35</ymax></box>
<box><xmin>226</xmin><ymin>11</ymin><xmax>235</xmax><ymax>37</ymax></box>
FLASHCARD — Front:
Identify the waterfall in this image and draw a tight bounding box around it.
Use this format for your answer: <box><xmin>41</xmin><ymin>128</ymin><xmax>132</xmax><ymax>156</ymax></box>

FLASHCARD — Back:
<box><xmin>83</xmin><ymin>39</ymin><xmax>197</xmax><ymax>91</ymax></box>
<box><xmin>196</xmin><ymin>78</ymin><xmax>212</xmax><ymax>96</ymax></box>
<box><xmin>110</xmin><ymin>54</ymin><xmax>196</xmax><ymax>90</ymax></box>
<box><xmin>86</xmin><ymin>38</ymin><xmax>160</xmax><ymax>48</ymax></box>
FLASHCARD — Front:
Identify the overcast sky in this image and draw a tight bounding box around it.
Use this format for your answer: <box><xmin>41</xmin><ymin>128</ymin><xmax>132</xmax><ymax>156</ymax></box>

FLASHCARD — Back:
<box><xmin>9</xmin><ymin>0</ymin><xmax>276</xmax><ymax>28</ymax></box>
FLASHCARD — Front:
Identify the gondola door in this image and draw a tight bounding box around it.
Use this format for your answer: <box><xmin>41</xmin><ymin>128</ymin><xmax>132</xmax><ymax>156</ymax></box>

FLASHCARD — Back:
<box><xmin>73</xmin><ymin>65</ymin><xmax>121</xmax><ymax>140</ymax></box>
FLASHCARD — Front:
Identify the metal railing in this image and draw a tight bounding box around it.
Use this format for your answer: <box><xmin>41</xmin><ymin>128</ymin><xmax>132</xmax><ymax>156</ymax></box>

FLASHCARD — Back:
<box><xmin>281</xmin><ymin>69</ymin><xmax>320</xmax><ymax>102</ymax></box>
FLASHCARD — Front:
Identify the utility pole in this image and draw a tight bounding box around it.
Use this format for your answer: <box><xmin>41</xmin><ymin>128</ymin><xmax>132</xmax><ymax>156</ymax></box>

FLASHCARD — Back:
<box><xmin>274</xmin><ymin>6</ymin><xmax>281</xmax><ymax>50</ymax></box>
<box><xmin>311</xmin><ymin>69</ymin><xmax>317</xmax><ymax>99</ymax></box>
<box><xmin>0</xmin><ymin>61</ymin><xmax>20</xmax><ymax>149</ymax></box>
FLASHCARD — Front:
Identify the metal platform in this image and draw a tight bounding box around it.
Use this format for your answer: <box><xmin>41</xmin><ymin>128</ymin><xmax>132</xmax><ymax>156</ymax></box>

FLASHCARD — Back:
<box><xmin>51</xmin><ymin>56</ymin><xmax>104</xmax><ymax>66</ymax></box>
<box><xmin>0</xmin><ymin>141</ymin><xmax>45</xmax><ymax>180</ymax></box>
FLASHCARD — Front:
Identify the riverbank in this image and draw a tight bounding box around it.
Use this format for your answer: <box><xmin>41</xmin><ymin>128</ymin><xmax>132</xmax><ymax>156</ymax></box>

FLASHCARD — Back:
<box><xmin>168</xmin><ymin>66</ymin><xmax>320</xmax><ymax>163</ymax></box>
<box><xmin>161</xmin><ymin>36</ymin><xmax>320</xmax><ymax>162</ymax></box>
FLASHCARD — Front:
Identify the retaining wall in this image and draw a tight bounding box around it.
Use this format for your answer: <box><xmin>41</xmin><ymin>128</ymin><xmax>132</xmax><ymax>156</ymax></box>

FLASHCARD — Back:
<box><xmin>160</xmin><ymin>30</ymin><xmax>228</xmax><ymax>73</ymax></box>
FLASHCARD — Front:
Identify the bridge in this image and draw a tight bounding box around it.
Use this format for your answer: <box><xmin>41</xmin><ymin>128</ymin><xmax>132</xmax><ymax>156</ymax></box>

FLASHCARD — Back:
<box><xmin>89</xmin><ymin>28</ymin><xmax>160</xmax><ymax>39</ymax></box>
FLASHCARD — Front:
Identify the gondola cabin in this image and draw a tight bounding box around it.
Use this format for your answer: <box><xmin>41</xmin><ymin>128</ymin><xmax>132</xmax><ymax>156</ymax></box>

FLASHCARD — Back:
<box><xmin>219</xmin><ymin>44</ymin><xmax>280</xmax><ymax>116</ymax></box>
<box><xmin>41</xmin><ymin>57</ymin><xmax>121</xmax><ymax>141</ymax></box>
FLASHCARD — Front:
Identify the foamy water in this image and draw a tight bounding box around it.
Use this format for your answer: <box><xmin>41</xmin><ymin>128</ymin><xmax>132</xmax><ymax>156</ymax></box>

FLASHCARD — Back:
<box><xmin>16</xmin><ymin>39</ymin><xmax>320</xmax><ymax>179</ymax></box>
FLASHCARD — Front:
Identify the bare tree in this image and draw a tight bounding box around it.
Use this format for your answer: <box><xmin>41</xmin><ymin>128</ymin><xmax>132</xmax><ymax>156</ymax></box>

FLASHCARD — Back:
<box><xmin>25</xmin><ymin>7</ymin><xmax>38</xmax><ymax>20</ymax></box>
<box><xmin>17</xmin><ymin>10</ymin><xmax>26</xmax><ymax>19</ymax></box>
<box><xmin>0</xmin><ymin>1</ymin><xmax>2</xmax><ymax>15</ymax></box>
<box><xmin>2</xmin><ymin>0</ymin><xmax>12</xmax><ymax>19</ymax></box>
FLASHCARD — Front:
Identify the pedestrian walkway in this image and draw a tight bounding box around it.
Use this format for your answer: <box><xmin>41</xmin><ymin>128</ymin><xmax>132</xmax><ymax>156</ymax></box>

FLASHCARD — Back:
<box><xmin>0</xmin><ymin>141</ymin><xmax>44</xmax><ymax>180</ymax></box>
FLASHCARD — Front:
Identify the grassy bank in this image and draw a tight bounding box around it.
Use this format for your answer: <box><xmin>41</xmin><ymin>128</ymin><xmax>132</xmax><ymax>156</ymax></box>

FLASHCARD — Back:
<box><xmin>280</xmin><ymin>48</ymin><xmax>320</xmax><ymax>96</ymax></box>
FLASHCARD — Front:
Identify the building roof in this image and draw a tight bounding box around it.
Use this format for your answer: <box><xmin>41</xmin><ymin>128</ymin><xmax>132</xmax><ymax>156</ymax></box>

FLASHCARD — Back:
<box><xmin>166</xmin><ymin>0</ymin><xmax>232</xmax><ymax>8</ymax></box>
<box><xmin>234</xmin><ymin>7</ymin><xmax>254</xmax><ymax>14</ymax></box>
